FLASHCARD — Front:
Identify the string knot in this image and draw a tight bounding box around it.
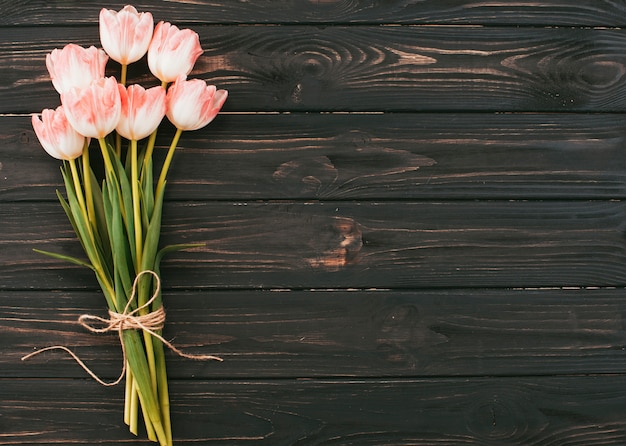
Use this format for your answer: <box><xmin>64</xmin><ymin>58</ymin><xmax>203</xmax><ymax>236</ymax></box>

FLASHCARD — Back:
<box><xmin>79</xmin><ymin>304</ymin><xmax>166</xmax><ymax>334</ymax></box>
<box><xmin>22</xmin><ymin>270</ymin><xmax>222</xmax><ymax>386</ymax></box>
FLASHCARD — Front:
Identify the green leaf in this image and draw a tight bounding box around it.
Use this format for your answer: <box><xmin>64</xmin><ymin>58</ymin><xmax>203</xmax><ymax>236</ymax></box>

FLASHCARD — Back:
<box><xmin>56</xmin><ymin>189</ymin><xmax>81</xmax><ymax>244</ymax></box>
<box><xmin>33</xmin><ymin>248</ymin><xmax>95</xmax><ymax>270</ymax></box>
<box><xmin>109</xmin><ymin>142</ymin><xmax>137</xmax><ymax>268</ymax></box>
<box><xmin>124</xmin><ymin>139</ymin><xmax>133</xmax><ymax>174</ymax></box>
<box><xmin>104</xmin><ymin>172</ymin><xmax>134</xmax><ymax>311</ymax></box>
<box><xmin>133</xmin><ymin>184</ymin><xmax>166</xmax><ymax>311</ymax></box>
<box><xmin>140</xmin><ymin>185</ymin><xmax>165</xmax><ymax>274</ymax></box>
<box><xmin>155</xmin><ymin>243</ymin><xmax>205</xmax><ymax>274</ymax></box>
<box><xmin>60</xmin><ymin>164</ymin><xmax>99</xmax><ymax>267</ymax></box>
<box><xmin>88</xmin><ymin>166</ymin><xmax>112</xmax><ymax>267</ymax></box>
<box><xmin>141</xmin><ymin>156</ymin><xmax>154</xmax><ymax>229</ymax></box>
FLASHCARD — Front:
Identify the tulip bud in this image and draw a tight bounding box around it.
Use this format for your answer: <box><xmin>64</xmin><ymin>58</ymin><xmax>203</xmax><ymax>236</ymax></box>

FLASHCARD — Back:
<box><xmin>116</xmin><ymin>84</ymin><xmax>166</xmax><ymax>140</ymax></box>
<box><xmin>148</xmin><ymin>21</ymin><xmax>203</xmax><ymax>83</ymax></box>
<box><xmin>166</xmin><ymin>75</ymin><xmax>227</xmax><ymax>131</ymax></box>
<box><xmin>46</xmin><ymin>44</ymin><xmax>108</xmax><ymax>94</ymax></box>
<box><xmin>32</xmin><ymin>106</ymin><xmax>87</xmax><ymax>160</ymax></box>
<box><xmin>61</xmin><ymin>76</ymin><xmax>121</xmax><ymax>139</ymax></box>
<box><xmin>99</xmin><ymin>5</ymin><xmax>154</xmax><ymax>65</ymax></box>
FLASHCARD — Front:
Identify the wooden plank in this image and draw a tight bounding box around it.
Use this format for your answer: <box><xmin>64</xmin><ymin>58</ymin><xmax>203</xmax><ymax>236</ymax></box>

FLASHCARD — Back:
<box><xmin>2</xmin><ymin>1</ymin><xmax>626</xmax><ymax>26</ymax></box>
<box><xmin>5</xmin><ymin>112</ymin><xmax>626</xmax><ymax>202</ymax></box>
<box><xmin>2</xmin><ymin>200</ymin><xmax>626</xmax><ymax>290</ymax></box>
<box><xmin>5</xmin><ymin>288</ymin><xmax>626</xmax><ymax>379</ymax></box>
<box><xmin>1</xmin><ymin>376</ymin><xmax>626</xmax><ymax>444</ymax></box>
<box><xmin>4</xmin><ymin>26</ymin><xmax>626</xmax><ymax>113</ymax></box>
<box><xmin>6</xmin><ymin>3</ymin><xmax>626</xmax><ymax>446</ymax></box>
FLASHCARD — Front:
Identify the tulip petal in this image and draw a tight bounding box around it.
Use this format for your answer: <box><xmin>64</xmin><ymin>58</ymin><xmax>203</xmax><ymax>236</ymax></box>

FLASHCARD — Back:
<box><xmin>62</xmin><ymin>77</ymin><xmax>121</xmax><ymax>139</ymax></box>
<box><xmin>32</xmin><ymin>106</ymin><xmax>86</xmax><ymax>160</ymax></box>
<box><xmin>46</xmin><ymin>44</ymin><xmax>108</xmax><ymax>94</ymax></box>
<box><xmin>166</xmin><ymin>75</ymin><xmax>227</xmax><ymax>131</ymax></box>
<box><xmin>148</xmin><ymin>22</ymin><xmax>203</xmax><ymax>83</ymax></box>
<box><xmin>117</xmin><ymin>84</ymin><xmax>166</xmax><ymax>140</ymax></box>
<box><xmin>100</xmin><ymin>6</ymin><xmax>153</xmax><ymax>65</ymax></box>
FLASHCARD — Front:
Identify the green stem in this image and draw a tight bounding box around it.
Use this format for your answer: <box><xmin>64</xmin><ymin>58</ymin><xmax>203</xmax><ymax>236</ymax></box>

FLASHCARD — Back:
<box><xmin>155</xmin><ymin>338</ymin><xmax>172</xmax><ymax>444</ymax></box>
<box><xmin>98</xmin><ymin>137</ymin><xmax>116</xmax><ymax>176</ymax></box>
<box><xmin>68</xmin><ymin>158</ymin><xmax>92</xmax><ymax>242</ymax></box>
<box><xmin>120</xmin><ymin>63</ymin><xmax>128</xmax><ymax>86</ymax></box>
<box><xmin>132</xmin><ymin>136</ymin><xmax>160</xmax><ymax>429</ymax></box>
<box><xmin>124</xmin><ymin>367</ymin><xmax>133</xmax><ymax>426</ymax></box>
<box><xmin>142</xmin><ymin>129</ymin><xmax>158</xmax><ymax>167</ymax></box>
<box><xmin>156</xmin><ymin>128</ymin><xmax>183</xmax><ymax>199</ymax></box>
<box><xmin>80</xmin><ymin>141</ymin><xmax>96</xmax><ymax>230</ymax></box>
<box><xmin>129</xmin><ymin>374</ymin><xmax>139</xmax><ymax>435</ymax></box>
<box><xmin>131</xmin><ymin>135</ymin><xmax>153</xmax><ymax>437</ymax></box>
<box><xmin>115</xmin><ymin>64</ymin><xmax>126</xmax><ymax>157</ymax></box>
<box><xmin>131</xmin><ymin>139</ymin><xmax>142</xmax><ymax>266</ymax></box>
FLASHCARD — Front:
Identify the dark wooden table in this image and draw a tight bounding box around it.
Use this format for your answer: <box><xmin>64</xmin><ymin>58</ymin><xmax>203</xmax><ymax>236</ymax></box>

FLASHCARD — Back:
<box><xmin>2</xmin><ymin>1</ymin><xmax>626</xmax><ymax>444</ymax></box>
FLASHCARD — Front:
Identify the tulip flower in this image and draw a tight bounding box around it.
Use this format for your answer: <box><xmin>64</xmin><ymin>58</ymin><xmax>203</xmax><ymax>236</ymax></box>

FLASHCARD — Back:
<box><xmin>147</xmin><ymin>21</ymin><xmax>203</xmax><ymax>83</ymax></box>
<box><xmin>116</xmin><ymin>84</ymin><xmax>166</xmax><ymax>140</ymax></box>
<box><xmin>156</xmin><ymin>75</ymin><xmax>227</xmax><ymax>198</ymax></box>
<box><xmin>31</xmin><ymin>106</ymin><xmax>87</xmax><ymax>160</ymax></box>
<box><xmin>61</xmin><ymin>76</ymin><xmax>121</xmax><ymax>139</ymax></box>
<box><xmin>99</xmin><ymin>6</ymin><xmax>153</xmax><ymax>66</ymax></box>
<box><xmin>116</xmin><ymin>83</ymin><xmax>166</xmax><ymax>265</ymax></box>
<box><xmin>46</xmin><ymin>44</ymin><xmax>108</xmax><ymax>94</ymax></box>
<box><xmin>166</xmin><ymin>75</ymin><xmax>228</xmax><ymax>131</ymax></box>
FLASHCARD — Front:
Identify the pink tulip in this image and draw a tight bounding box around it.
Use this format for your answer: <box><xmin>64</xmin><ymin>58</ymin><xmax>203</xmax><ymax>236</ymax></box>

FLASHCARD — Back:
<box><xmin>166</xmin><ymin>75</ymin><xmax>227</xmax><ymax>131</ymax></box>
<box><xmin>46</xmin><ymin>44</ymin><xmax>108</xmax><ymax>94</ymax></box>
<box><xmin>116</xmin><ymin>84</ymin><xmax>166</xmax><ymax>140</ymax></box>
<box><xmin>61</xmin><ymin>76</ymin><xmax>121</xmax><ymax>139</ymax></box>
<box><xmin>99</xmin><ymin>5</ymin><xmax>153</xmax><ymax>65</ymax></box>
<box><xmin>32</xmin><ymin>106</ymin><xmax>87</xmax><ymax>160</ymax></box>
<box><xmin>148</xmin><ymin>21</ymin><xmax>203</xmax><ymax>83</ymax></box>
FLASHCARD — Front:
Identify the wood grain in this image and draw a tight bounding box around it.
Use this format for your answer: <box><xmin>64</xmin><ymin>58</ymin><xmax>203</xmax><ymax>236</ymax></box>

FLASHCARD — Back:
<box><xmin>1</xmin><ymin>376</ymin><xmax>626</xmax><ymax>445</ymax></box>
<box><xmin>5</xmin><ymin>288</ymin><xmax>626</xmax><ymax>379</ymax></box>
<box><xmin>4</xmin><ymin>26</ymin><xmax>626</xmax><ymax>113</ymax></box>
<box><xmin>2</xmin><ymin>200</ymin><xmax>626</xmax><ymax>290</ymax></box>
<box><xmin>2</xmin><ymin>1</ymin><xmax>626</xmax><ymax>26</ymax></box>
<box><xmin>4</xmin><ymin>112</ymin><xmax>626</xmax><ymax>202</ymax></box>
<box><xmin>3</xmin><ymin>3</ymin><xmax>626</xmax><ymax>445</ymax></box>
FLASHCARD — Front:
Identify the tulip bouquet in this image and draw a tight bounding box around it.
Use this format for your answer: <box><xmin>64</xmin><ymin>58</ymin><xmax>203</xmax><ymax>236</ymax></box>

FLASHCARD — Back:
<box><xmin>28</xmin><ymin>5</ymin><xmax>227</xmax><ymax>445</ymax></box>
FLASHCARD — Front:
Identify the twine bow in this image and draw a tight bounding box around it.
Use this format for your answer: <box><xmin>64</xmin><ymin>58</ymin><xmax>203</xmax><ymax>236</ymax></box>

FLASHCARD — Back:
<box><xmin>22</xmin><ymin>270</ymin><xmax>222</xmax><ymax>386</ymax></box>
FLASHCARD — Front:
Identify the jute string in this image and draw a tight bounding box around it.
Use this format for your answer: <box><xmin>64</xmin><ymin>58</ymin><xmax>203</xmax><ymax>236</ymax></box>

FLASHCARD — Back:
<box><xmin>22</xmin><ymin>270</ymin><xmax>222</xmax><ymax>386</ymax></box>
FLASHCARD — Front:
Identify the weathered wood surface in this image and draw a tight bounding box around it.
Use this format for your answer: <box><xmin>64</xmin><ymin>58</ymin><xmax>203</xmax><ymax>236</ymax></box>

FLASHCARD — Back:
<box><xmin>5</xmin><ymin>288</ymin><xmax>626</xmax><ymax>379</ymax></box>
<box><xmin>4</xmin><ymin>113</ymin><xmax>626</xmax><ymax>201</ymax></box>
<box><xmin>2</xmin><ymin>1</ymin><xmax>626</xmax><ymax>445</ymax></box>
<box><xmin>4</xmin><ymin>26</ymin><xmax>626</xmax><ymax>113</ymax></box>
<box><xmin>2</xmin><ymin>376</ymin><xmax>626</xmax><ymax>445</ymax></box>
<box><xmin>3</xmin><ymin>0</ymin><xmax>626</xmax><ymax>26</ymax></box>
<box><xmin>3</xmin><ymin>200</ymin><xmax>626</xmax><ymax>289</ymax></box>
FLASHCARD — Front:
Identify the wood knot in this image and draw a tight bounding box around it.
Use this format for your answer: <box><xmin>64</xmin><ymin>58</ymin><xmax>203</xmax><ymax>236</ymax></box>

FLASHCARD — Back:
<box><xmin>308</xmin><ymin>216</ymin><xmax>363</xmax><ymax>270</ymax></box>
<box><xmin>464</xmin><ymin>389</ymin><xmax>547</xmax><ymax>442</ymax></box>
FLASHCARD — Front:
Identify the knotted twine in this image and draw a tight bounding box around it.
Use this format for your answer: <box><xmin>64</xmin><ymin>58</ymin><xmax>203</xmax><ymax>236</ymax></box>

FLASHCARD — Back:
<box><xmin>22</xmin><ymin>270</ymin><xmax>222</xmax><ymax>386</ymax></box>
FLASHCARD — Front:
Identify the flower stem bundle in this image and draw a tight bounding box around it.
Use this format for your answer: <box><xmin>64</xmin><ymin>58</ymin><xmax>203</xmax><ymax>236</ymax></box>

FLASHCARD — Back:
<box><xmin>28</xmin><ymin>5</ymin><xmax>227</xmax><ymax>445</ymax></box>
